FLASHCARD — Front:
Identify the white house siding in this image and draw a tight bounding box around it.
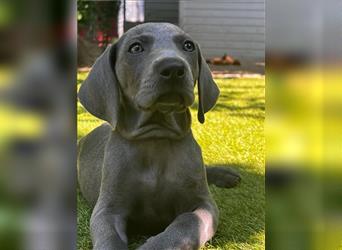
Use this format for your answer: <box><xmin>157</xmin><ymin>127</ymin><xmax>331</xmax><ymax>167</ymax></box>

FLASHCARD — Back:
<box><xmin>179</xmin><ymin>0</ymin><xmax>265</xmax><ymax>70</ymax></box>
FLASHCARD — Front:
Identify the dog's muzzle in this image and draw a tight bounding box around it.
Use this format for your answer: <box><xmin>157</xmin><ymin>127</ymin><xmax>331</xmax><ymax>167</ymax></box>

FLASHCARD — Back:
<box><xmin>156</xmin><ymin>57</ymin><xmax>186</xmax><ymax>80</ymax></box>
<box><xmin>154</xmin><ymin>93</ymin><xmax>186</xmax><ymax>114</ymax></box>
<box><xmin>136</xmin><ymin>57</ymin><xmax>195</xmax><ymax>113</ymax></box>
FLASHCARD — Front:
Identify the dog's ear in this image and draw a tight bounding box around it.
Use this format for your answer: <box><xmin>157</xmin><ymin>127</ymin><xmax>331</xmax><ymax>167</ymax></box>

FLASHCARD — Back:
<box><xmin>196</xmin><ymin>44</ymin><xmax>220</xmax><ymax>123</ymax></box>
<box><xmin>78</xmin><ymin>44</ymin><xmax>120</xmax><ymax>128</ymax></box>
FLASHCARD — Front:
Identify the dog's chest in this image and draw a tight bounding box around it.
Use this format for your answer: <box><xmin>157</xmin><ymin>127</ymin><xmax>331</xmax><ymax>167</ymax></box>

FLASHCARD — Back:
<box><xmin>134</xmin><ymin>151</ymin><xmax>201</xmax><ymax>198</ymax></box>
<box><xmin>129</xmin><ymin>164</ymin><xmax>201</xmax><ymax>228</ymax></box>
<box><xmin>126</xmin><ymin>139</ymin><xmax>205</xmax><ymax>221</ymax></box>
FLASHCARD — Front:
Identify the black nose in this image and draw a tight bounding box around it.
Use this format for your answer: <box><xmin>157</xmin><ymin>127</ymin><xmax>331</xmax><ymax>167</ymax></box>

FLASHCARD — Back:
<box><xmin>157</xmin><ymin>58</ymin><xmax>186</xmax><ymax>79</ymax></box>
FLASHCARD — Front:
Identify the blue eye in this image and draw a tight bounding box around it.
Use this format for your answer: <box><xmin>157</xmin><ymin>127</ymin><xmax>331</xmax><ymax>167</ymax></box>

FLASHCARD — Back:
<box><xmin>128</xmin><ymin>42</ymin><xmax>144</xmax><ymax>54</ymax></box>
<box><xmin>183</xmin><ymin>41</ymin><xmax>195</xmax><ymax>52</ymax></box>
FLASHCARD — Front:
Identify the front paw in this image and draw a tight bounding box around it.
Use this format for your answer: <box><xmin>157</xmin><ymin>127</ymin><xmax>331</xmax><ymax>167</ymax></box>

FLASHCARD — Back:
<box><xmin>136</xmin><ymin>235</ymin><xmax>160</xmax><ymax>250</ymax></box>
<box><xmin>136</xmin><ymin>234</ymin><xmax>197</xmax><ymax>250</ymax></box>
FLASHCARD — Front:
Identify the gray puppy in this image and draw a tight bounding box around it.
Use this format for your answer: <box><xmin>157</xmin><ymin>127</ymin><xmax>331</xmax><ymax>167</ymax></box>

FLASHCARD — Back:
<box><xmin>78</xmin><ymin>23</ymin><xmax>240</xmax><ymax>250</ymax></box>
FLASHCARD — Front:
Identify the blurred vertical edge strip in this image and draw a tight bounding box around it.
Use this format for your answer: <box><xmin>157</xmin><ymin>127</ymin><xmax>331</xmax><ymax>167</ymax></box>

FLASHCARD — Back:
<box><xmin>266</xmin><ymin>0</ymin><xmax>342</xmax><ymax>249</ymax></box>
<box><xmin>0</xmin><ymin>0</ymin><xmax>76</xmax><ymax>249</ymax></box>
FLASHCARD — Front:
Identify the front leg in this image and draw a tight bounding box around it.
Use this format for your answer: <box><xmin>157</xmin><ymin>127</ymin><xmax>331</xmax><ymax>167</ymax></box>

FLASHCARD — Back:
<box><xmin>90</xmin><ymin>201</ymin><xmax>128</xmax><ymax>250</ymax></box>
<box><xmin>137</xmin><ymin>201</ymin><xmax>218</xmax><ymax>250</ymax></box>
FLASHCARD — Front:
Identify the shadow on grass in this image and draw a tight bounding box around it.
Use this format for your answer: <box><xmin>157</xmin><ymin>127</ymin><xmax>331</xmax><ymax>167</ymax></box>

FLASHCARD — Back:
<box><xmin>229</xmin><ymin>113</ymin><xmax>265</xmax><ymax>120</ymax></box>
<box><xmin>206</xmin><ymin>163</ymin><xmax>265</xmax><ymax>248</ymax></box>
<box><xmin>214</xmin><ymin>102</ymin><xmax>265</xmax><ymax>111</ymax></box>
<box><xmin>226</xmin><ymin>85</ymin><xmax>264</xmax><ymax>89</ymax></box>
<box><xmin>77</xmin><ymin>163</ymin><xmax>264</xmax><ymax>249</ymax></box>
<box><xmin>191</xmin><ymin>99</ymin><xmax>265</xmax><ymax>120</ymax></box>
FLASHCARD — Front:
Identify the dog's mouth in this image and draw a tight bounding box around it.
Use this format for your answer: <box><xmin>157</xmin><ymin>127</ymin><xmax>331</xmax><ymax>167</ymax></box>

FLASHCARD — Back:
<box><xmin>154</xmin><ymin>93</ymin><xmax>186</xmax><ymax>114</ymax></box>
<box><xmin>136</xmin><ymin>91</ymin><xmax>194</xmax><ymax>114</ymax></box>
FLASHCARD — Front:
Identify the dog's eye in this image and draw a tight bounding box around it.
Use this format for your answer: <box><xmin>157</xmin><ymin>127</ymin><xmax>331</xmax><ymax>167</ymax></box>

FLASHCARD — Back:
<box><xmin>128</xmin><ymin>43</ymin><xmax>144</xmax><ymax>54</ymax></box>
<box><xmin>183</xmin><ymin>41</ymin><xmax>195</xmax><ymax>52</ymax></box>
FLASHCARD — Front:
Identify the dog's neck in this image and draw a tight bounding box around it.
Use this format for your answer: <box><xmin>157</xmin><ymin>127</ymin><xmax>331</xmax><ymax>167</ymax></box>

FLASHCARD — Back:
<box><xmin>116</xmin><ymin>98</ymin><xmax>192</xmax><ymax>140</ymax></box>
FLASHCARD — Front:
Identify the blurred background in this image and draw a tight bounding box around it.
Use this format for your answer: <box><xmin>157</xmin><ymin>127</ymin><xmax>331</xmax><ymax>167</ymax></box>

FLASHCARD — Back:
<box><xmin>0</xmin><ymin>0</ymin><xmax>341</xmax><ymax>249</ymax></box>
<box><xmin>77</xmin><ymin>0</ymin><xmax>265</xmax><ymax>74</ymax></box>
<box><xmin>0</xmin><ymin>0</ymin><xmax>76</xmax><ymax>249</ymax></box>
<box><xmin>266</xmin><ymin>0</ymin><xmax>342</xmax><ymax>249</ymax></box>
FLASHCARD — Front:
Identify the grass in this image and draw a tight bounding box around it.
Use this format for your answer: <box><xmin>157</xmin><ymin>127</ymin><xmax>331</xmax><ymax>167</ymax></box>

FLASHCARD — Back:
<box><xmin>77</xmin><ymin>71</ymin><xmax>265</xmax><ymax>250</ymax></box>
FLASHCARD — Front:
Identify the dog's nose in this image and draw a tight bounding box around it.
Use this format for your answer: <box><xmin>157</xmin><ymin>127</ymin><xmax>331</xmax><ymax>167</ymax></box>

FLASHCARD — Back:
<box><xmin>157</xmin><ymin>59</ymin><xmax>186</xmax><ymax>79</ymax></box>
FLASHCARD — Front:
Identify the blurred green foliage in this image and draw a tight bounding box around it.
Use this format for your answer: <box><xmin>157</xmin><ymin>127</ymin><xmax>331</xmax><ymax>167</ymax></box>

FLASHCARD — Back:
<box><xmin>77</xmin><ymin>0</ymin><xmax>120</xmax><ymax>44</ymax></box>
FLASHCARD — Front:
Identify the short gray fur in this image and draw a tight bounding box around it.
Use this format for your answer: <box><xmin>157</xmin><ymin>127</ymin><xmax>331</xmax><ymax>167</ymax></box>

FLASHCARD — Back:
<box><xmin>78</xmin><ymin>23</ymin><xmax>241</xmax><ymax>250</ymax></box>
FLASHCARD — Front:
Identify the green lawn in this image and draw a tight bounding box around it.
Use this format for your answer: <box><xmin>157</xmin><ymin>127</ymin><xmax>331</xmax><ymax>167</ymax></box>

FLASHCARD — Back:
<box><xmin>77</xmin><ymin>72</ymin><xmax>265</xmax><ymax>250</ymax></box>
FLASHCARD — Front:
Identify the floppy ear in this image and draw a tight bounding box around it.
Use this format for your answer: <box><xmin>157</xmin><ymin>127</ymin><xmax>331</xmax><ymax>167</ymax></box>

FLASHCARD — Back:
<box><xmin>197</xmin><ymin>44</ymin><xmax>220</xmax><ymax>123</ymax></box>
<box><xmin>78</xmin><ymin>44</ymin><xmax>120</xmax><ymax>128</ymax></box>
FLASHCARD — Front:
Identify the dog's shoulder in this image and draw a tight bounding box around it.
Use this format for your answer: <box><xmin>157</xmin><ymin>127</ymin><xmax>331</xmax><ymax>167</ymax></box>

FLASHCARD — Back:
<box><xmin>78</xmin><ymin>123</ymin><xmax>112</xmax><ymax>157</ymax></box>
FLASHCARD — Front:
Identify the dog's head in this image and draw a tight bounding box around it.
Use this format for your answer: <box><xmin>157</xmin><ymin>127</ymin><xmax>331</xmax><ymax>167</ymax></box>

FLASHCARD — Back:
<box><xmin>79</xmin><ymin>23</ymin><xmax>219</xmax><ymax>137</ymax></box>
